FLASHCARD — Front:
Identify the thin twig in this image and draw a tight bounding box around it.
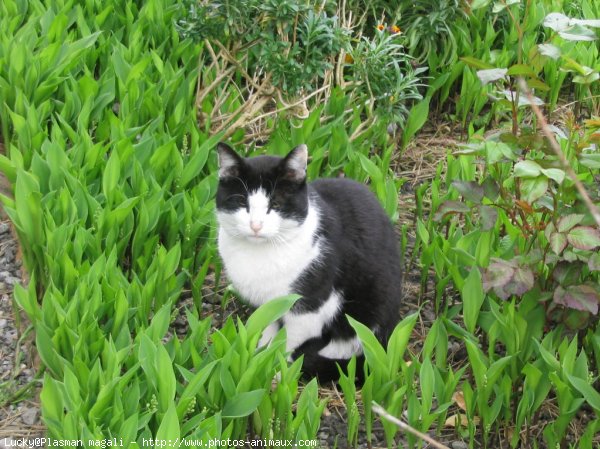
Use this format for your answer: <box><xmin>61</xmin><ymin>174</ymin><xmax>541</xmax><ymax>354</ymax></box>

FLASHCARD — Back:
<box><xmin>245</xmin><ymin>85</ymin><xmax>329</xmax><ymax>126</ymax></box>
<box><xmin>372</xmin><ymin>402</ymin><xmax>451</xmax><ymax>449</ymax></box>
<box><xmin>517</xmin><ymin>78</ymin><xmax>600</xmax><ymax>227</ymax></box>
<box><xmin>196</xmin><ymin>66</ymin><xmax>236</xmax><ymax>107</ymax></box>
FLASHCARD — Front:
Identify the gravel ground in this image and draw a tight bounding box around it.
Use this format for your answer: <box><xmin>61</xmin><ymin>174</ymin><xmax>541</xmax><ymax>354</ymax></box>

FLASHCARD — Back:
<box><xmin>0</xmin><ymin>220</ymin><xmax>44</xmax><ymax>444</ymax></box>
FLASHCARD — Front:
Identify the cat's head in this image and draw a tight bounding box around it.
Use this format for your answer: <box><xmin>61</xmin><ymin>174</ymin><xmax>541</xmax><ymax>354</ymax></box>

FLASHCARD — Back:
<box><xmin>215</xmin><ymin>143</ymin><xmax>309</xmax><ymax>242</ymax></box>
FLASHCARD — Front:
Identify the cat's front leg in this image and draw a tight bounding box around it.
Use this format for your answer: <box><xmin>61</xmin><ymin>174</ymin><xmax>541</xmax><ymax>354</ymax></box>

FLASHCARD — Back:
<box><xmin>258</xmin><ymin>321</ymin><xmax>280</xmax><ymax>348</ymax></box>
<box><xmin>283</xmin><ymin>312</ymin><xmax>325</xmax><ymax>355</ymax></box>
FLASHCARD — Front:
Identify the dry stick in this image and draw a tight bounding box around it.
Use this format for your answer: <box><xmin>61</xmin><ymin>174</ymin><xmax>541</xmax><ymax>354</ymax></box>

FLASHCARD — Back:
<box><xmin>517</xmin><ymin>78</ymin><xmax>600</xmax><ymax>227</ymax></box>
<box><xmin>196</xmin><ymin>65</ymin><xmax>236</xmax><ymax>108</ymax></box>
<box><xmin>371</xmin><ymin>403</ymin><xmax>451</xmax><ymax>449</ymax></box>
<box><xmin>245</xmin><ymin>85</ymin><xmax>329</xmax><ymax>127</ymax></box>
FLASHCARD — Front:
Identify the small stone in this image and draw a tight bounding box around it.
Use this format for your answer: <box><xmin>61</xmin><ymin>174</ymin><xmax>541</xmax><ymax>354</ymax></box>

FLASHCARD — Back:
<box><xmin>451</xmin><ymin>441</ymin><xmax>468</xmax><ymax>449</ymax></box>
<box><xmin>21</xmin><ymin>407</ymin><xmax>39</xmax><ymax>426</ymax></box>
<box><xmin>0</xmin><ymin>318</ymin><xmax>7</xmax><ymax>328</ymax></box>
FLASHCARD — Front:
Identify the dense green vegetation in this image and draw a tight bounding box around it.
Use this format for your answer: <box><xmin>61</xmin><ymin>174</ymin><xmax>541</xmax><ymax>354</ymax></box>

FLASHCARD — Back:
<box><xmin>0</xmin><ymin>0</ymin><xmax>599</xmax><ymax>448</ymax></box>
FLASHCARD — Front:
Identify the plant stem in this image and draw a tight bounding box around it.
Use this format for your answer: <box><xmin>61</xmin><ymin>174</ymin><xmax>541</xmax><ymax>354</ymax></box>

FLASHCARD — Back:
<box><xmin>372</xmin><ymin>402</ymin><xmax>451</xmax><ymax>449</ymax></box>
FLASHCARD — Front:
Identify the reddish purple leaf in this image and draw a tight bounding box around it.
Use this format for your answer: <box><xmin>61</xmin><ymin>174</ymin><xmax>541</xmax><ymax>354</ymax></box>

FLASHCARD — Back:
<box><xmin>549</xmin><ymin>232</ymin><xmax>568</xmax><ymax>255</ymax></box>
<box><xmin>554</xmin><ymin>284</ymin><xmax>600</xmax><ymax>315</ymax></box>
<box><xmin>557</xmin><ymin>214</ymin><xmax>584</xmax><ymax>233</ymax></box>
<box><xmin>433</xmin><ymin>200</ymin><xmax>471</xmax><ymax>222</ymax></box>
<box><xmin>567</xmin><ymin>226</ymin><xmax>600</xmax><ymax>250</ymax></box>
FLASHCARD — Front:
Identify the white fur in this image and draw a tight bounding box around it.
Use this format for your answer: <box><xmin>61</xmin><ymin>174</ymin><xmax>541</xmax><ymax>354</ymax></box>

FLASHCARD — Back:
<box><xmin>217</xmin><ymin>194</ymin><xmax>321</xmax><ymax>307</ymax></box>
<box><xmin>318</xmin><ymin>336</ymin><xmax>363</xmax><ymax>359</ymax></box>
<box><xmin>283</xmin><ymin>290</ymin><xmax>342</xmax><ymax>353</ymax></box>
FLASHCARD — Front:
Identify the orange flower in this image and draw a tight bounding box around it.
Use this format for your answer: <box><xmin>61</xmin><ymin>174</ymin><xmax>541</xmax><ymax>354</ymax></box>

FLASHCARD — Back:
<box><xmin>389</xmin><ymin>25</ymin><xmax>401</xmax><ymax>34</ymax></box>
<box><xmin>376</xmin><ymin>24</ymin><xmax>385</xmax><ymax>31</ymax></box>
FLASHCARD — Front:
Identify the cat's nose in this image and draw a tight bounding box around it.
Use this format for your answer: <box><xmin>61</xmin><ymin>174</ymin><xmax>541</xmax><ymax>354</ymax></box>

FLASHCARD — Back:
<box><xmin>250</xmin><ymin>221</ymin><xmax>263</xmax><ymax>233</ymax></box>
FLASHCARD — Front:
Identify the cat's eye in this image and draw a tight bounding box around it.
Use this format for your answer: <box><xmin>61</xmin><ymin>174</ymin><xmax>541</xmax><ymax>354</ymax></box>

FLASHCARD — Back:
<box><xmin>229</xmin><ymin>196</ymin><xmax>247</xmax><ymax>208</ymax></box>
<box><xmin>269</xmin><ymin>199</ymin><xmax>282</xmax><ymax>211</ymax></box>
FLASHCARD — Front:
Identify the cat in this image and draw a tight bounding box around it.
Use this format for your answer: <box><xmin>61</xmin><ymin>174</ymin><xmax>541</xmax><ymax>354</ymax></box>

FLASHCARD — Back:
<box><xmin>215</xmin><ymin>142</ymin><xmax>403</xmax><ymax>381</ymax></box>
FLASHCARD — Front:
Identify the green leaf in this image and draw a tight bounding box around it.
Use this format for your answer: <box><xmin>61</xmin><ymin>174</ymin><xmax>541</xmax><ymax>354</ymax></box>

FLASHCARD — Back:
<box><xmin>180</xmin><ymin>132</ymin><xmax>224</xmax><ymax>188</ymax></box>
<box><xmin>462</xmin><ymin>268</ymin><xmax>485</xmax><ymax>333</ymax></box>
<box><xmin>156</xmin><ymin>345</ymin><xmax>177</xmax><ymax>412</ymax></box>
<box><xmin>416</xmin><ymin>218</ymin><xmax>429</xmax><ymax>245</ymax></box>
<box><xmin>514</xmin><ymin>160</ymin><xmax>542</xmax><ymax>177</ymax></box>
<box><xmin>567</xmin><ymin>374</ymin><xmax>600</xmax><ymax>411</ymax></box>
<box><xmin>246</xmin><ymin>295</ymin><xmax>299</xmax><ymax>337</ymax></box>
<box><xmin>102</xmin><ymin>151</ymin><xmax>121</xmax><ymax>204</ymax></box>
<box><xmin>356</xmin><ymin>153</ymin><xmax>384</xmax><ymax>184</ymax></box>
<box><xmin>156</xmin><ymin>403</ymin><xmax>180</xmax><ymax>439</ymax></box>
<box><xmin>506</xmin><ymin>64</ymin><xmax>538</xmax><ymax>78</ymax></box>
<box><xmin>520</xmin><ymin>176</ymin><xmax>548</xmax><ymax>204</ymax></box>
<box><xmin>540</xmin><ymin>168</ymin><xmax>565</xmax><ymax>184</ymax></box>
<box><xmin>347</xmin><ymin>316</ymin><xmax>388</xmax><ymax>371</ymax></box>
<box><xmin>401</xmin><ymin>98</ymin><xmax>430</xmax><ymax>148</ymax></box>
<box><xmin>460</xmin><ymin>56</ymin><xmax>494</xmax><ymax>70</ymax></box>
<box><xmin>222</xmin><ymin>389</ymin><xmax>266</xmax><ymax>418</ymax></box>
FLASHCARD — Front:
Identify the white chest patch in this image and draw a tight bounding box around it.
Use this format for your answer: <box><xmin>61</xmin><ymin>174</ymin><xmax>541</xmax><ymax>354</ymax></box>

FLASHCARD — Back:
<box><xmin>217</xmin><ymin>200</ymin><xmax>322</xmax><ymax>306</ymax></box>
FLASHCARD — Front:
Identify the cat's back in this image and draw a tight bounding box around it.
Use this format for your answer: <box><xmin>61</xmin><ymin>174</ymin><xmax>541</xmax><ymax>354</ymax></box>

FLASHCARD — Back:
<box><xmin>309</xmin><ymin>177</ymin><xmax>391</xmax><ymax>226</ymax></box>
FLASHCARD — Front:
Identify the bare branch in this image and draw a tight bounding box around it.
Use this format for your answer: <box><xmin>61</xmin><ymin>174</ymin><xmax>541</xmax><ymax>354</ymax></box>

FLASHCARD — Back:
<box><xmin>372</xmin><ymin>402</ymin><xmax>451</xmax><ymax>449</ymax></box>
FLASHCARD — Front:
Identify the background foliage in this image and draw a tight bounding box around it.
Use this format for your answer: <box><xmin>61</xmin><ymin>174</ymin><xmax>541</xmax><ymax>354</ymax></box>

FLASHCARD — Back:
<box><xmin>0</xmin><ymin>0</ymin><xmax>599</xmax><ymax>448</ymax></box>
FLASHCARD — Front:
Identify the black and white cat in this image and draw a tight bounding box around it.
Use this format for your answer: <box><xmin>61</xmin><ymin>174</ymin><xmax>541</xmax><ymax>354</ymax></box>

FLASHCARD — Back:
<box><xmin>215</xmin><ymin>142</ymin><xmax>403</xmax><ymax>381</ymax></box>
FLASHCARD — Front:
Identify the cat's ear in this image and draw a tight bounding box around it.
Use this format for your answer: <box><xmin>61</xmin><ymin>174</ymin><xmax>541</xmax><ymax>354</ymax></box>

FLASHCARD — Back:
<box><xmin>282</xmin><ymin>144</ymin><xmax>308</xmax><ymax>182</ymax></box>
<box><xmin>217</xmin><ymin>142</ymin><xmax>242</xmax><ymax>179</ymax></box>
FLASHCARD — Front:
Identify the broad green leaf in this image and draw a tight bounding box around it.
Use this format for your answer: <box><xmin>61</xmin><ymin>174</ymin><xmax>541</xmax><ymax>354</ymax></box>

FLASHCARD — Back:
<box><xmin>180</xmin><ymin>132</ymin><xmax>224</xmax><ymax>188</ymax></box>
<box><xmin>520</xmin><ymin>176</ymin><xmax>548</xmax><ymax>204</ymax></box>
<box><xmin>462</xmin><ymin>268</ymin><xmax>485</xmax><ymax>333</ymax></box>
<box><xmin>387</xmin><ymin>313</ymin><xmax>418</xmax><ymax>374</ymax></box>
<box><xmin>402</xmin><ymin>98</ymin><xmax>430</xmax><ymax>148</ymax></box>
<box><xmin>506</xmin><ymin>64</ymin><xmax>538</xmax><ymax>78</ymax></box>
<box><xmin>156</xmin><ymin>403</ymin><xmax>180</xmax><ymax>439</ymax></box>
<box><xmin>102</xmin><ymin>151</ymin><xmax>120</xmax><ymax>204</ymax></box>
<box><xmin>156</xmin><ymin>345</ymin><xmax>177</xmax><ymax>412</ymax></box>
<box><xmin>513</xmin><ymin>160</ymin><xmax>542</xmax><ymax>177</ymax></box>
<box><xmin>567</xmin><ymin>374</ymin><xmax>600</xmax><ymax>411</ymax></box>
<box><xmin>246</xmin><ymin>295</ymin><xmax>299</xmax><ymax>337</ymax></box>
<box><xmin>416</xmin><ymin>218</ymin><xmax>429</xmax><ymax>245</ymax></box>
<box><xmin>460</xmin><ymin>56</ymin><xmax>494</xmax><ymax>70</ymax></box>
<box><xmin>222</xmin><ymin>389</ymin><xmax>266</xmax><ymax>418</ymax></box>
<box><xmin>540</xmin><ymin>168</ymin><xmax>565</xmax><ymax>184</ymax></box>
<box><xmin>347</xmin><ymin>316</ymin><xmax>388</xmax><ymax>371</ymax></box>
